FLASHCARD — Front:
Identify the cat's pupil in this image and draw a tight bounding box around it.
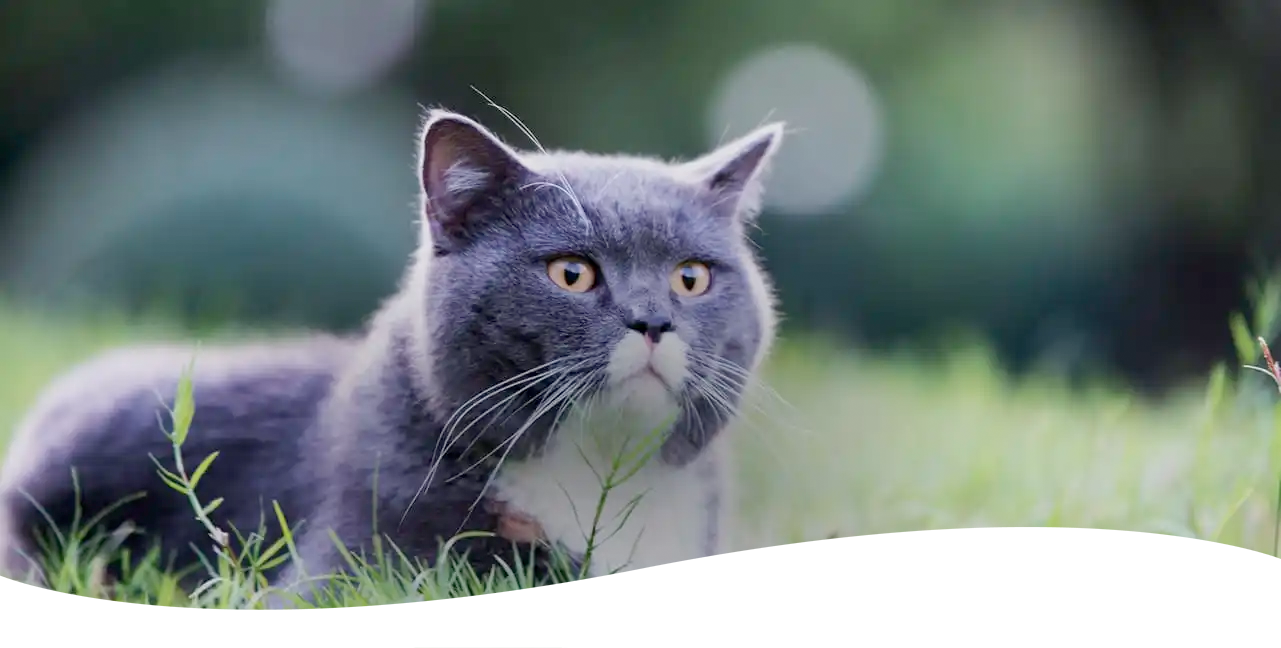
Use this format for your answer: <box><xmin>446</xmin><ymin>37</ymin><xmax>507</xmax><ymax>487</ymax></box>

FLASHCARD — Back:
<box><xmin>564</xmin><ymin>264</ymin><xmax>582</xmax><ymax>285</ymax></box>
<box><xmin>681</xmin><ymin>268</ymin><xmax>697</xmax><ymax>290</ymax></box>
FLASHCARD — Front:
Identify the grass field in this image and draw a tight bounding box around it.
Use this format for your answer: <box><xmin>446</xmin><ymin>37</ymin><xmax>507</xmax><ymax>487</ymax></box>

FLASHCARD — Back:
<box><xmin>2</xmin><ymin>302</ymin><xmax>1281</xmax><ymax>606</ymax></box>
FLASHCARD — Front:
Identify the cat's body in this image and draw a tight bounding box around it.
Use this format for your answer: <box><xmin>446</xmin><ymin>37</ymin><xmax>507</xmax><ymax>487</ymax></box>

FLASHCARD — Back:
<box><xmin>0</xmin><ymin>108</ymin><xmax>785</xmax><ymax>594</ymax></box>
<box><xmin>0</xmin><ymin>338</ymin><xmax>356</xmax><ymax>582</ymax></box>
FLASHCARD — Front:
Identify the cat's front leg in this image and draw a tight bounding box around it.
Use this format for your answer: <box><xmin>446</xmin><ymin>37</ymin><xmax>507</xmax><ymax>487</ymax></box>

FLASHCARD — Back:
<box><xmin>484</xmin><ymin>498</ymin><xmax>545</xmax><ymax>544</ymax></box>
<box><xmin>484</xmin><ymin>497</ymin><xmax>586</xmax><ymax>579</ymax></box>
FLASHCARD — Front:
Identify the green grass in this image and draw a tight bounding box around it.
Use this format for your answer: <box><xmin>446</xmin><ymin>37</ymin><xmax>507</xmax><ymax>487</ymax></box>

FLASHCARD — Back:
<box><xmin>3</xmin><ymin>301</ymin><xmax>1281</xmax><ymax>607</ymax></box>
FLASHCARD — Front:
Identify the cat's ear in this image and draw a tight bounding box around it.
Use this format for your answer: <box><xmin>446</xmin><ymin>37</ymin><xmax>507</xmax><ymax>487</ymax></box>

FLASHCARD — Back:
<box><xmin>418</xmin><ymin>109</ymin><xmax>528</xmax><ymax>244</ymax></box>
<box><xmin>683</xmin><ymin>122</ymin><xmax>786</xmax><ymax>221</ymax></box>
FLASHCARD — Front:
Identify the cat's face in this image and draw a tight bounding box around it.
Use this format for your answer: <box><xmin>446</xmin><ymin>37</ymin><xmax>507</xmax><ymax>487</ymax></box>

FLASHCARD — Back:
<box><xmin>417</xmin><ymin>110</ymin><xmax>782</xmax><ymax>465</ymax></box>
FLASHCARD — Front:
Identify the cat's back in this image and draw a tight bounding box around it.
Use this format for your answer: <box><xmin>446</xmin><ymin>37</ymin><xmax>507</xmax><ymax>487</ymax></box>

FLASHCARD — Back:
<box><xmin>0</xmin><ymin>335</ymin><xmax>357</xmax><ymax>512</ymax></box>
<box><xmin>0</xmin><ymin>335</ymin><xmax>358</xmax><ymax>580</ymax></box>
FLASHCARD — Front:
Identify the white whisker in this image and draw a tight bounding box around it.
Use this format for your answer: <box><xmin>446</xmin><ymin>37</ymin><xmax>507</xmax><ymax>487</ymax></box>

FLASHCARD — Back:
<box><xmin>446</xmin><ymin>356</ymin><xmax>600</xmax><ymax>461</ymax></box>
<box><xmin>472</xmin><ymin>87</ymin><xmax>592</xmax><ymax>233</ymax></box>
<box><xmin>690</xmin><ymin>353</ymin><xmax>810</xmax><ymax>436</ymax></box>
<box><xmin>451</xmin><ymin>371</ymin><xmax>602</xmax><ymax>534</ymax></box>
<box><xmin>435</xmin><ymin>356</ymin><xmax>577</xmax><ymax>456</ymax></box>
<box><xmin>447</xmin><ymin>371</ymin><xmax>589</xmax><ymax>483</ymax></box>
<box><xmin>685</xmin><ymin>365</ymin><xmax>792</xmax><ymax>474</ymax></box>
<box><xmin>429</xmin><ymin>366</ymin><xmax>565</xmax><ymax>478</ymax></box>
<box><xmin>401</xmin><ymin>355</ymin><xmax>597</xmax><ymax>527</ymax></box>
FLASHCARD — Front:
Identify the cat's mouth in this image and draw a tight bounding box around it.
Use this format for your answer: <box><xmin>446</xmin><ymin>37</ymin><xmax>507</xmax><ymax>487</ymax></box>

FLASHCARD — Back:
<box><xmin>627</xmin><ymin>364</ymin><xmax>676</xmax><ymax>393</ymax></box>
<box><xmin>609</xmin><ymin>366</ymin><xmax>681</xmax><ymax>417</ymax></box>
<box><xmin>604</xmin><ymin>330</ymin><xmax>689</xmax><ymax>406</ymax></box>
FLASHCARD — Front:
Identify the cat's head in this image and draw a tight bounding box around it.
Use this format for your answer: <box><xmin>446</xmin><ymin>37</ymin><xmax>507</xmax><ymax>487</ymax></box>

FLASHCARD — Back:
<box><xmin>414</xmin><ymin>108</ymin><xmax>783</xmax><ymax>465</ymax></box>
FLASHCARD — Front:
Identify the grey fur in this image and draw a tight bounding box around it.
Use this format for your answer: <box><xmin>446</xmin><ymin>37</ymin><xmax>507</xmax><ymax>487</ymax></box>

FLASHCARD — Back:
<box><xmin>0</xmin><ymin>108</ymin><xmax>784</xmax><ymax>594</ymax></box>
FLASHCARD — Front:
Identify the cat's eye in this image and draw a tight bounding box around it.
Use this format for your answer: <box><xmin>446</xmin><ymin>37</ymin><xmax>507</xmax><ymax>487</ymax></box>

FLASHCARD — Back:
<box><xmin>547</xmin><ymin>256</ymin><xmax>597</xmax><ymax>293</ymax></box>
<box><xmin>670</xmin><ymin>261</ymin><xmax>712</xmax><ymax>297</ymax></box>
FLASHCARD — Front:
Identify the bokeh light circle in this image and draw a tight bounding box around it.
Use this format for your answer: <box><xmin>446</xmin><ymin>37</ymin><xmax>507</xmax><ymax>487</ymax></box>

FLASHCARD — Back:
<box><xmin>708</xmin><ymin>43</ymin><xmax>885</xmax><ymax>217</ymax></box>
<box><xmin>266</xmin><ymin>0</ymin><xmax>426</xmax><ymax>96</ymax></box>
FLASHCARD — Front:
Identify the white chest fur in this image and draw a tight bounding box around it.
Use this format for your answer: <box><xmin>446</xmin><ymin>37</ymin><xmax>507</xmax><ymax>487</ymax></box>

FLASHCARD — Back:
<box><xmin>490</xmin><ymin>329</ymin><xmax>732</xmax><ymax>576</ymax></box>
<box><xmin>492</xmin><ymin>409</ymin><xmax>717</xmax><ymax>577</ymax></box>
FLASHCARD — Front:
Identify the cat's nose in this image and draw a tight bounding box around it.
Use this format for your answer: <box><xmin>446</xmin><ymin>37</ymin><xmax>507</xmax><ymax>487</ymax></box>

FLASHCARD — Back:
<box><xmin>626</xmin><ymin>315</ymin><xmax>673</xmax><ymax>344</ymax></box>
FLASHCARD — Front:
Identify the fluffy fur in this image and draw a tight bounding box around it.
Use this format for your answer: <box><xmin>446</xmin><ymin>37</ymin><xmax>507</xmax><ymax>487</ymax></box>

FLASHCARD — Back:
<box><xmin>0</xmin><ymin>108</ymin><xmax>785</xmax><ymax>593</ymax></box>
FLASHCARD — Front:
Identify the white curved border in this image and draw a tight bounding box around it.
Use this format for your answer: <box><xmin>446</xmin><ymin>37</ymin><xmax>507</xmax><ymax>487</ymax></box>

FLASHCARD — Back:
<box><xmin>1</xmin><ymin>528</ymin><xmax>1277</xmax><ymax>646</ymax></box>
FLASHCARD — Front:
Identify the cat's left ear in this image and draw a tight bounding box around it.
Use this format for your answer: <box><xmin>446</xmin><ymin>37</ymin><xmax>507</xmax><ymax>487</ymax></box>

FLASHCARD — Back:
<box><xmin>682</xmin><ymin>122</ymin><xmax>786</xmax><ymax>222</ymax></box>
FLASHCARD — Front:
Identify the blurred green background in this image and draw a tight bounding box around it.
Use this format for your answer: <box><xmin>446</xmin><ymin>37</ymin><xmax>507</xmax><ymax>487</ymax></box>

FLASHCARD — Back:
<box><xmin>5</xmin><ymin>0</ymin><xmax>1281</xmax><ymax>571</ymax></box>
<box><xmin>3</xmin><ymin>0</ymin><xmax>1278</xmax><ymax>391</ymax></box>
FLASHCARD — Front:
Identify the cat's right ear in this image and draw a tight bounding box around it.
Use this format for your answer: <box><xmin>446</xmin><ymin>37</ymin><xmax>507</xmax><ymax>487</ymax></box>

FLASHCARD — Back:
<box><xmin>418</xmin><ymin>109</ymin><xmax>528</xmax><ymax>247</ymax></box>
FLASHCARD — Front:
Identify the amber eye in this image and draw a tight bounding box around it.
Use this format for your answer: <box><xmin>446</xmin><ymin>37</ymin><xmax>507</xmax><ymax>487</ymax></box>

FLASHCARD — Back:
<box><xmin>670</xmin><ymin>261</ymin><xmax>712</xmax><ymax>297</ymax></box>
<box><xmin>547</xmin><ymin>256</ymin><xmax>597</xmax><ymax>293</ymax></box>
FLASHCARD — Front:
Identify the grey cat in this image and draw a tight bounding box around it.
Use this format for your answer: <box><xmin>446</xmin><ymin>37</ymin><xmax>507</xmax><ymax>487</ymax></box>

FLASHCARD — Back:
<box><xmin>0</xmin><ymin>107</ymin><xmax>785</xmax><ymax>596</ymax></box>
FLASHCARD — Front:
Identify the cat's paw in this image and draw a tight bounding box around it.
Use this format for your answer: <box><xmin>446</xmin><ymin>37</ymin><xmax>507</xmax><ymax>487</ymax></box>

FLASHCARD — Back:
<box><xmin>484</xmin><ymin>499</ymin><xmax>545</xmax><ymax>544</ymax></box>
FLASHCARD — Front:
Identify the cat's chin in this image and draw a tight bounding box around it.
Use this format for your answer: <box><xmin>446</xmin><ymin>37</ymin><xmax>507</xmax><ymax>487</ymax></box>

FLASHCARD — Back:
<box><xmin>600</xmin><ymin>372</ymin><xmax>682</xmax><ymax>426</ymax></box>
